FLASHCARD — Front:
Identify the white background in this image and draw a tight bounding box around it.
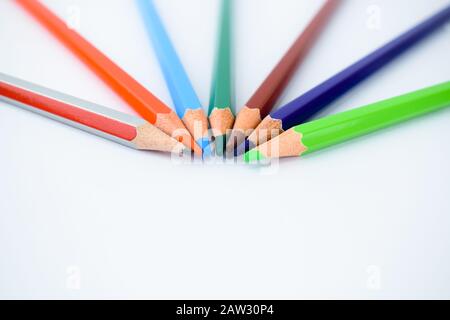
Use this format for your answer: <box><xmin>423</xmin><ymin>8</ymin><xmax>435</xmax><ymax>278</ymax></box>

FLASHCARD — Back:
<box><xmin>0</xmin><ymin>0</ymin><xmax>449</xmax><ymax>299</ymax></box>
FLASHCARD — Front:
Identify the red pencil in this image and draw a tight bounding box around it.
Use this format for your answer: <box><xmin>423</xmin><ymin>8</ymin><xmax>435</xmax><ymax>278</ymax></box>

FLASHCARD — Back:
<box><xmin>0</xmin><ymin>72</ymin><xmax>185</xmax><ymax>153</ymax></box>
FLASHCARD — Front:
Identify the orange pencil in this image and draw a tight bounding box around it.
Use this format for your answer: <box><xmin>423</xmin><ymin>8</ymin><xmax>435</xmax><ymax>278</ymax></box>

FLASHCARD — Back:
<box><xmin>15</xmin><ymin>0</ymin><xmax>201</xmax><ymax>155</ymax></box>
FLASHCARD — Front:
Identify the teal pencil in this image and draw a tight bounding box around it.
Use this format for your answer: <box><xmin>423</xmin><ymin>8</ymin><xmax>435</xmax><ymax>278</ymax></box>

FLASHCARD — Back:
<box><xmin>209</xmin><ymin>0</ymin><xmax>234</xmax><ymax>156</ymax></box>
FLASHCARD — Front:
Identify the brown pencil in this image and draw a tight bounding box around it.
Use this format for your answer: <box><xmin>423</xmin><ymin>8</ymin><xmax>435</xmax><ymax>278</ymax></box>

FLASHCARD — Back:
<box><xmin>226</xmin><ymin>0</ymin><xmax>341</xmax><ymax>154</ymax></box>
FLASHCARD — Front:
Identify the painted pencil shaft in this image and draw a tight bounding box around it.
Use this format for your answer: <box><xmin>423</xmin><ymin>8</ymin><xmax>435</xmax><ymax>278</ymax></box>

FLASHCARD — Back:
<box><xmin>137</xmin><ymin>0</ymin><xmax>210</xmax><ymax>153</ymax></box>
<box><xmin>16</xmin><ymin>0</ymin><xmax>198</xmax><ymax>154</ymax></box>
<box><xmin>209</xmin><ymin>0</ymin><xmax>233</xmax><ymax>114</ymax></box>
<box><xmin>247</xmin><ymin>4</ymin><xmax>450</xmax><ymax>149</ymax></box>
<box><xmin>246</xmin><ymin>0</ymin><xmax>341</xmax><ymax>117</ymax></box>
<box><xmin>245</xmin><ymin>81</ymin><xmax>450</xmax><ymax>162</ymax></box>
<box><xmin>0</xmin><ymin>73</ymin><xmax>184</xmax><ymax>153</ymax></box>
<box><xmin>227</xmin><ymin>0</ymin><xmax>341</xmax><ymax>154</ymax></box>
<box><xmin>209</xmin><ymin>0</ymin><xmax>234</xmax><ymax>155</ymax></box>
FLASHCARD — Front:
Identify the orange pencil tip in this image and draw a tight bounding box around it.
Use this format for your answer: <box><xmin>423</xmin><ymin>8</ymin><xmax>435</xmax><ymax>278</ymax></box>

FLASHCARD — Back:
<box><xmin>192</xmin><ymin>140</ymin><xmax>203</xmax><ymax>156</ymax></box>
<box><xmin>177</xmin><ymin>134</ymin><xmax>202</xmax><ymax>156</ymax></box>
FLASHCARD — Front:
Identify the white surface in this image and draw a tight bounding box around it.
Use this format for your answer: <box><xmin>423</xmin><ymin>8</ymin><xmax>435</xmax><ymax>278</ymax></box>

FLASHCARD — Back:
<box><xmin>0</xmin><ymin>0</ymin><xmax>449</xmax><ymax>299</ymax></box>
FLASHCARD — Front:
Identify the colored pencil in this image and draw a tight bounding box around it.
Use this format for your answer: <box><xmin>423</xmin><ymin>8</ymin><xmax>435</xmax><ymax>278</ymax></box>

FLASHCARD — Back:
<box><xmin>242</xmin><ymin>4</ymin><xmax>450</xmax><ymax>154</ymax></box>
<box><xmin>15</xmin><ymin>0</ymin><xmax>200</xmax><ymax>155</ymax></box>
<box><xmin>208</xmin><ymin>0</ymin><xmax>234</xmax><ymax>156</ymax></box>
<box><xmin>226</xmin><ymin>0</ymin><xmax>341</xmax><ymax>154</ymax></box>
<box><xmin>245</xmin><ymin>81</ymin><xmax>450</xmax><ymax>162</ymax></box>
<box><xmin>136</xmin><ymin>0</ymin><xmax>211</xmax><ymax>155</ymax></box>
<box><xmin>0</xmin><ymin>73</ymin><xmax>185</xmax><ymax>153</ymax></box>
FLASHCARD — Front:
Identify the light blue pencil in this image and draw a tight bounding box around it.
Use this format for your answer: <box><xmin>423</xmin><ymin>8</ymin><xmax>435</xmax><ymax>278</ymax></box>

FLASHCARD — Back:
<box><xmin>136</xmin><ymin>0</ymin><xmax>211</xmax><ymax>154</ymax></box>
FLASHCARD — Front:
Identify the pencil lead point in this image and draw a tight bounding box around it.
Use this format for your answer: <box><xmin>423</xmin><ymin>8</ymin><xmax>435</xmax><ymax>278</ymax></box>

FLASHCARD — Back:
<box><xmin>197</xmin><ymin>138</ymin><xmax>212</xmax><ymax>157</ymax></box>
<box><xmin>191</xmin><ymin>142</ymin><xmax>203</xmax><ymax>156</ymax></box>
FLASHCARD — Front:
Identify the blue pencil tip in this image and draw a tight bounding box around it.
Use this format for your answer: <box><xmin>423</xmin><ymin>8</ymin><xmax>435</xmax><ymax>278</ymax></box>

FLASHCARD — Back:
<box><xmin>197</xmin><ymin>138</ymin><xmax>212</xmax><ymax>157</ymax></box>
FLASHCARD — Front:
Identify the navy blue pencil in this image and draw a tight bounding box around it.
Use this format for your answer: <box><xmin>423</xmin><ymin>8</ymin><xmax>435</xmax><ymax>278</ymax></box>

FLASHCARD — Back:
<box><xmin>237</xmin><ymin>4</ymin><xmax>450</xmax><ymax>154</ymax></box>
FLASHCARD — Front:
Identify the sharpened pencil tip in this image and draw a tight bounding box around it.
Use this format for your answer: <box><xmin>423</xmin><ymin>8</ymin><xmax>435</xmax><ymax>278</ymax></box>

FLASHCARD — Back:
<box><xmin>244</xmin><ymin>150</ymin><xmax>267</xmax><ymax>163</ymax></box>
<box><xmin>191</xmin><ymin>141</ymin><xmax>203</xmax><ymax>156</ymax></box>
<box><xmin>197</xmin><ymin>138</ymin><xmax>212</xmax><ymax>157</ymax></box>
<box><xmin>177</xmin><ymin>133</ymin><xmax>202</xmax><ymax>156</ymax></box>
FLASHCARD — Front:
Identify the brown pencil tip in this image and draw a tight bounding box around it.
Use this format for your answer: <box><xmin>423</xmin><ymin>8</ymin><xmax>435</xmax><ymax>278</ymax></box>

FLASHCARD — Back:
<box><xmin>225</xmin><ymin>106</ymin><xmax>261</xmax><ymax>153</ymax></box>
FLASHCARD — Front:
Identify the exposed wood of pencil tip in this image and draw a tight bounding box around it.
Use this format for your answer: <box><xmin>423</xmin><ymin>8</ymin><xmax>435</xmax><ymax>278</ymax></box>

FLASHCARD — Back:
<box><xmin>225</xmin><ymin>106</ymin><xmax>261</xmax><ymax>152</ymax></box>
<box><xmin>255</xmin><ymin>129</ymin><xmax>307</xmax><ymax>159</ymax></box>
<box><xmin>182</xmin><ymin>109</ymin><xmax>210</xmax><ymax>139</ymax></box>
<box><xmin>133</xmin><ymin>123</ymin><xmax>186</xmax><ymax>153</ymax></box>
<box><xmin>247</xmin><ymin>115</ymin><xmax>284</xmax><ymax>146</ymax></box>
<box><xmin>156</xmin><ymin>110</ymin><xmax>202</xmax><ymax>155</ymax></box>
<box><xmin>0</xmin><ymin>73</ymin><xmax>186</xmax><ymax>154</ymax></box>
<box><xmin>209</xmin><ymin>107</ymin><xmax>234</xmax><ymax>136</ymax></box>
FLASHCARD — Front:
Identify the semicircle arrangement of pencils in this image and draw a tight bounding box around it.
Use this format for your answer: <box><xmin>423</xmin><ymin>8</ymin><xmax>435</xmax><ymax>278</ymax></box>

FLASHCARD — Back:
<box><xmin>1</xmin><ymin>0</ymin><xmax>449</xmax><ymax>165</ymax></box>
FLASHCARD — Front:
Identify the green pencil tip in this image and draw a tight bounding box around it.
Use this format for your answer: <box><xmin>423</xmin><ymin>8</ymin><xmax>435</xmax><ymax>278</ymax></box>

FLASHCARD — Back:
<box><xmin>244</xmin><ymin>150</ymin><xmax>266</xmax><ymax>163</ymax></box>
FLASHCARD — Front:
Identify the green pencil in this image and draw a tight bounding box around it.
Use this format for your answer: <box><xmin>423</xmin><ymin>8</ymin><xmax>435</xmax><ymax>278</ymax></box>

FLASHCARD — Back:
<box><xmin>209</xmin><ymin>0</ymin><xmax>234</xmax><ymax>155</ymax></box>
<box><xmin>244</xmin><ymin>81</ymin><xmax>450</xmax><ymax>162</ymax></box>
